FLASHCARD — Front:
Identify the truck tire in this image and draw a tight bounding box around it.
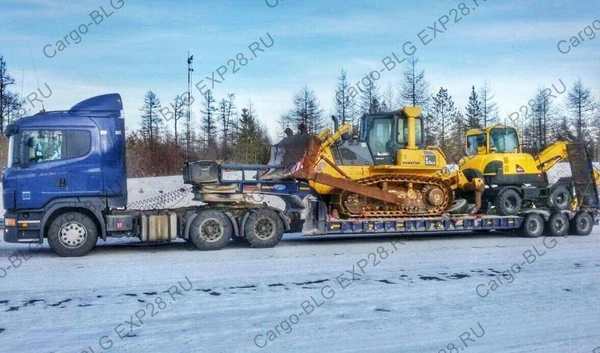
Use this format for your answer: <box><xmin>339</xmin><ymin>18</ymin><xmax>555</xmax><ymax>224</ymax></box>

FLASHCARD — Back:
<box><xmin>243</xmin><ymin>209</ymin><xmax>284</xmax><ymax>248</ymax></box>
<box><xmin>189</xmin><ymin>210</ymin><xmax>232</xmax><ymax>250</ymax></box>
<box><xmin>494</xmin><ymin>188</ymin><xmax>522</xmax><ymax>216</ymax></box>
<box><xmin>515</xmin><ymin>213</ymin><xmax>544</xmax><ymax>238</ymax></box>
<box><xmin>547</xmin><ymin>186</ymin><xmax>572</xmax><ymax>211</ymax></box>
<box><xmin>546</xmin><ymin>212</ymin><xmax>569</xmax><ymax>237</ymax></box>
<box><xmin>569</xmin><ymin>212</ymin><xmax>593</xmax><ymax>236</ymax></box>
<box><xmin>47</xmin><ymin>212</ymin><xmax>98</xmax><ymax>257</ymax></box>
<box><xmin>448</xmin><ymin>199</ymin><xmax>470</xmax><ymax>214</ymax></box>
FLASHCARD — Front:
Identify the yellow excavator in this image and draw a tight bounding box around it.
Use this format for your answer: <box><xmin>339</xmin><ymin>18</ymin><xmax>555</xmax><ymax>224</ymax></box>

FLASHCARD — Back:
<box><xmin>459</xmin><ymin>124</ymin><xmax>600</xmax><ymax>215</ymax></box>
<box><xmin>263</xmin><ymin>107</ymin><xmax>484</xmax><ymax>218</ymax></box>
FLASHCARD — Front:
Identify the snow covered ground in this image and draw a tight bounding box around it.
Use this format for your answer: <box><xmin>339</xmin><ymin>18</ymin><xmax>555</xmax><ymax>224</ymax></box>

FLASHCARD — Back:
<box><xmin>1</xmin><ymin>165</ymin><xmax>600</xmax><ymax>353</ymax></box>
<box><xmin>1</xmin><ymin>227</ymin><xmax>599</xmax><ymax>352</ymax></box>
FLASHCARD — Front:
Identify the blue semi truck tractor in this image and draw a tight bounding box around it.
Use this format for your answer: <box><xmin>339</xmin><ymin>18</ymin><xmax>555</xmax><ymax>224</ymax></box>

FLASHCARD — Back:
<box><xmin>2</xmin><ymin>94</ymin><xmax>597</xmax><ymax>256</ymax></box>
<box><xmin>1</xmin><ymin>94</ymin><xmax>305</xmax><ymax>256</ymax></box>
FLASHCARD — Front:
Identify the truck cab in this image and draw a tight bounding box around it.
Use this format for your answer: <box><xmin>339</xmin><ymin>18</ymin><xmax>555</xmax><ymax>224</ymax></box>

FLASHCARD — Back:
<box><xmin>2</xmin><ymin>94</ymin><xmax>127</xmax><ymax>252</ymax></box>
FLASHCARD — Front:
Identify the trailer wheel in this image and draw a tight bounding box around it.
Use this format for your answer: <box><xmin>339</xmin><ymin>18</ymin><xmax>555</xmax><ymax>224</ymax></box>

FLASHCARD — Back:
<box><xmin>515</xmin><ymin>213</ymin><xmax>544</xmax><ymax>238</ymax></box>
<box><xmin>47</xmin><ymin>212</ymin><xmax>98</xmax><ymax>257</ymax></box>
<box><xmin>189</xmin><ymin>210</ymin><xmax>232</xmax><ymax>250</ymax></box>
<box><xmin>448</xmin><ymin>199</ymin><xmax>470</xmax><ymax>214</ymax></box>
<box><xmin>547</xmin><ymin>186</ymin><xmax>572</xmax><ymax>211</ymax></box>
<box><xmin>495</xmin><ymin>188</ymin><xmax>522</xmax><ymax>216</ymax></box>
<box><xmin>569</xmin><ymin>212</ymin><xmax>593</xmax><ymax>236</ymax></box>
<box><xmin>243</xmin><ymin>209</ymin><xmax>284</xmax><ymax>248</ymax></box>
<box><xmin>546</xmin><ymin>212</ymin><xmax>569</xmax><ymax>237</ymax></box>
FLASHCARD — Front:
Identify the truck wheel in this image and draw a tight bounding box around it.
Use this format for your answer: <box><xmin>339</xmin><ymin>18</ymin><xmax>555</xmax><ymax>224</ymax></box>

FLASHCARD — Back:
<box><xmin>189</xmin><ymin>210</ymin><xmax>232</xmax><ymax>250</ymax></box>
<box><xmin>243</xmin><ymin>209</ymin><xmax>284</xmax><ymax>248</ymax></box>
<box><xmin>546</xmin><ymin>212</ymin><xmax>569</xmax><ymax>237</ymax></box>
<box><xmin>47</xmin><ymin>212</ymin><xmax>98</xmax><ymax>257</ymax></box>
<box><xmin>547</xmin><ymin>186</ymin><xmax>572</xmax><ymax>211</ymax></box>
<box><xmin>516</xmin><ymin>213</ymin><xmax>544</xmax><ymax>238</ymax></box>
<box><xmin>569</xmin><ymin>212</ymin><xmax>593</xmax><ymax>236</ymax></box>
<box><xmin>495</xmin><ymin>188</ymin><xmax>522</xmax><ymax>216</ymax></box>
<box><xmin>448</xmin><ymin>199</ymin><xmax>470</xmax><ymax>214</ymax></box>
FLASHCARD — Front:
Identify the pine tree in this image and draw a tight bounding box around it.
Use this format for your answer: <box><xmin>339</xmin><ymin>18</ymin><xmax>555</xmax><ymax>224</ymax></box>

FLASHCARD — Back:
<box><xmin>334</xmin><ymin>69</ymin><xmax>356</xmax><ymax>127</ymax></box>
<box><xmin>422</xmin><ymin>112</ymin><xmax>437</xmax><ymax>147</ymax></box>
<box><xmin>465</xmin><ymin>86</ymin><xmax>483</xmax><ymax>129</ymax></box>
<box><xmin>218</xmin><ymin>93</ymin><xmax>237</xmax><ymax>159</ymax></box>
<box><xmin>397</xmin><ymin>56</ymin><xmax>431</xmax><ymax>108</ymax></box>
<box><xmin>171</xmin><ymin>95</ymin><xmax>186</xmax><ymax>148</ymax></box>
<box><xmin>566</xmin><ymin>79</ymin><xmax>596</xmax><ymax>141</ymax></box>
<box><xmin>359</xmin><ymin>74</ymin><xmax>381</xmax><ymax>115</ymax></box>
<box><xmin>382</xmin><ymin>83</ymin><xmax>395</xmax><ymax>111</ymax></box>
<box><xmin>200</xmin><ymin>89</ymin><xmax>217</xmax><ymax>153</ymax></box>
<box><xmin>531</xmin><ymin>88</ymin><xmax>556</xmax><ymax>148</ymax></box>
<box><xmin>277</xmin><ymin>110</ymin><xmax>295</xmax><ymax>136</ymax></box>
<box><xmin>292</xmin><ymin>86</ymin><xmax>325</xmax><ymax>134</ymax></box>
<box><xmin>2</xmin><ymin>91</ymin><xmax>24</xmax><ymax>126</ymax></box>
<box><xmin>431</xmin><ymin>87</ymin><xmax>461</xmax><ymax>154</ymax></box>
<box><xmin>232</xmin><ymin>102</ymin><xmax>271</xmax><ymax>164</ymax></box>
<box><xmin>448</xmin><ymin>111</ymin><xmax>467</xmax><ymax>162</ymax></box>
<box><xmin>139</xmin><ymin>90</ymin><xmax>163</xmax><ymax>149</ymax></box>
<box><xmin>478</xmin><ymin>81</ymin><xmax>498</xmax><ymax>128</ymax></box>
<box><xmin>0</xmin><ymin>56</ymin><xmax>16</xmax><ymax>132</ymax></box>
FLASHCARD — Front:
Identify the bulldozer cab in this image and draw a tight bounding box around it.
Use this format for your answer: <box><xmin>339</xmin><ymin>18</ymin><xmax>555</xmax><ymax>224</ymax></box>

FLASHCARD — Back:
<box><xmin>360</xmin><ymin>108</ymin><xmax>424</xmax><ymax>165</ymax></box>
<box><xmin>466</xmin><ymin>125</ymin><xmax>521</xmax><ymax>156</ymax></box>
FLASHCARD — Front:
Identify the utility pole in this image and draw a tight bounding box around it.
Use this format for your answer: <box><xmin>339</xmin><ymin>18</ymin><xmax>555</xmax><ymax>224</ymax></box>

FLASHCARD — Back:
<box><xmin>187</xmin><ymin>52</ymin><xmax>194</xmax><ymax>162</ymax></box>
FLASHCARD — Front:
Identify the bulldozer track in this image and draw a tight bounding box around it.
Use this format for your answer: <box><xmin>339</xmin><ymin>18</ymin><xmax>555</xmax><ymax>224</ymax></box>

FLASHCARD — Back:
<box><xmin>333</xmin><ymin>174</ymin><xmax>453</xmax><ymax>218</ymax></box>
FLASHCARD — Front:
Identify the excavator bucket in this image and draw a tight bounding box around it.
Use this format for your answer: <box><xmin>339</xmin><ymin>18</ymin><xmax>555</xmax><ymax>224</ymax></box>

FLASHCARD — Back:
<box><xmin>261</xmin><ymin>134</ymin><xmax>321</xmax><ymax>180</ymax></box>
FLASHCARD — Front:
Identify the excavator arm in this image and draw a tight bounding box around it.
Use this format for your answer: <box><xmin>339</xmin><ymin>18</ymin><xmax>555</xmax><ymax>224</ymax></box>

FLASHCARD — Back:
<box><xmin>535</xmin><ymin>140</ymin><xmax>600</xmax><ymax>187</ymax></box>
<box><xmin>535</xmin><ymin>141</ymin><xmax>569</xmax><ymax>173</ymax></box>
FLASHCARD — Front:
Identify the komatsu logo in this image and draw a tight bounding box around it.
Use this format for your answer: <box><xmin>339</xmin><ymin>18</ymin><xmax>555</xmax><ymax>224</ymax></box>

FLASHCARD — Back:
<box><xmin>402</xmin><ymin>161</ymin><xmax>420</xmax><ymax>165</ymax></box>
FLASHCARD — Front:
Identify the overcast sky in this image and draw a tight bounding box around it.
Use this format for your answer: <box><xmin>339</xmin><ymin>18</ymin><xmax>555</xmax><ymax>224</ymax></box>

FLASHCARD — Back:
<box><xmin>1</xmin><ymin>0</ymin><xmax>599</xmax><ymax>139</ymax></box>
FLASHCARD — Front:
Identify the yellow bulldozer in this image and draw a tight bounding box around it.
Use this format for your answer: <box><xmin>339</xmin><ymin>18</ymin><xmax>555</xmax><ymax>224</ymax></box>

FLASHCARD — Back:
<box><xmin>263</xmin><ymin>107</ymin><xmax>484</xmax><ymax>218</ymax></box>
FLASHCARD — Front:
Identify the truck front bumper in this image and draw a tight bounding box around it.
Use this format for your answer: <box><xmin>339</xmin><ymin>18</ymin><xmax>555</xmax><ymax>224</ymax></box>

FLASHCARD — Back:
<box><xmin>2</xmin><ymin>212</ymin><xmax>43</xmax><ymax>243</ymax></box>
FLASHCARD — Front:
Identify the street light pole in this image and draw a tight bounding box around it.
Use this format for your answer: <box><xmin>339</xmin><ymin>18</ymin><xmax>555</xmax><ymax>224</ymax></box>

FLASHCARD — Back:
<box><xmin>186</xmin><ymin>52</ymin><xmax>194</xmax><ymax>162</ymax></box>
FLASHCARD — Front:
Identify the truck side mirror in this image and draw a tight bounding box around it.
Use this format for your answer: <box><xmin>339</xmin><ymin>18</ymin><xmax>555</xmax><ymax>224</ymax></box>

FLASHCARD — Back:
<box><xmin>19</xmin><ymin>137</ymin><xmax>33</xmax><ymax>168</ymax></box>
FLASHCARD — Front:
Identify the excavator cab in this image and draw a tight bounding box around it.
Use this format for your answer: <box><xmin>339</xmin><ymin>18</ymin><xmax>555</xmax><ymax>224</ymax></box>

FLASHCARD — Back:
<box><xmin>465</xmin><ymin>126</ymin><xmax>520</xmax><ymax>156</ymax></box>
<box><xmin>461</xmin><ymin>125</ymin><xmax>542</xmax><ymax>188</ymax></box>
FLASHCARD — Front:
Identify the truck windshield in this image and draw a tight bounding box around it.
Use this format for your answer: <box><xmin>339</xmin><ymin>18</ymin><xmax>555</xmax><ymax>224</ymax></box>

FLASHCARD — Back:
<box><xmin>489</xmin><ymin>128</ymin><xmax>519</xmax><ymax>153</ymax></box>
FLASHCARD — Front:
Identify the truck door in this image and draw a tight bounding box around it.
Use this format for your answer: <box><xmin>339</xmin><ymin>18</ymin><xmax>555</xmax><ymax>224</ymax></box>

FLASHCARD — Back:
<box><xmin>15</xmin><ymin>129</ymin><xmax>96</xmax><ymax>209</ymax></box>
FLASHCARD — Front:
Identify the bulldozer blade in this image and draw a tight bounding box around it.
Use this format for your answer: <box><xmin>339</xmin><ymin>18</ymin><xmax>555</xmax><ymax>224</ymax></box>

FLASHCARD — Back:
<box><xmin>261</xmin><ymin>134</ymin><xmax>321</xmax><ymax>180</ymax></box>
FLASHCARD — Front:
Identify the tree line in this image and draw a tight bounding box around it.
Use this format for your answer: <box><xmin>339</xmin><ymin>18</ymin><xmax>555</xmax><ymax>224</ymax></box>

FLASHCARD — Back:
<box><xmin>277</xmin><ymin>56</ymin><xmax>599</xmax><ymax>162</ymax></box>
<box><xmin>129</xmin><ymin>89</ymin><xmax>271</xmax><ymax>177</ymax></box>
<box><xmin>1</xmin><ymin>54</ymin><xmax>599</xmax><ymax>178</ymax></box>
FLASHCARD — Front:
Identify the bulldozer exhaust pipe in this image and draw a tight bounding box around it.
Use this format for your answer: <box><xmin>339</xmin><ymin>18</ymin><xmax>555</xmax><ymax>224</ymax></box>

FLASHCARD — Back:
<box><xmin>332</xmin><ymin>115</ymin><xmax>339</xmax><ymax>132</ymax></box>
